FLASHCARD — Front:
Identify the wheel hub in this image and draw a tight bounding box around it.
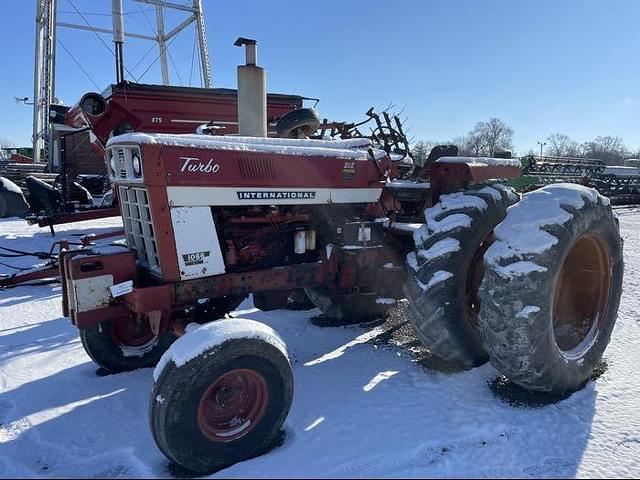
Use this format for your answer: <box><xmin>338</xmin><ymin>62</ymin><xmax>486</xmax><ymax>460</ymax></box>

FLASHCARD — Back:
<box><xmin>111</xmin><ymin>316</ymin><xmax>156</xmax><ymax>347</ymax></box>
<box><xmin>197</xmin><ymin>369</ymin><xmax>268</xmax><ymax>442</ymax></box>
<box><xmin>553</xmin><ymin>234</ymin><xmax>612</xmax><ymax>358</ymax></box>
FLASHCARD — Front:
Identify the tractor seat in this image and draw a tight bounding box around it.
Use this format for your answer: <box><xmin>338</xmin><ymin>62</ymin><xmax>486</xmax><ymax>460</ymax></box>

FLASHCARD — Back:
<box><xmin>25</xmin><ymin>176</ymin><xmax>61</xmax><ymax>216</ymax></box>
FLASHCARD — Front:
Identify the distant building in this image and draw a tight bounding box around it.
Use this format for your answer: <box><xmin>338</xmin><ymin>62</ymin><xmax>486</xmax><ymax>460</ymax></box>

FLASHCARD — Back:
<box><xmin>51</xmin><ymin>125</ymin><xmax>106</xmax><ymax>177</ymax></box>
<box><xmin>1</xmin><ymin>146</ymin><xmax>35</xmax><ymax>160</ymax></box>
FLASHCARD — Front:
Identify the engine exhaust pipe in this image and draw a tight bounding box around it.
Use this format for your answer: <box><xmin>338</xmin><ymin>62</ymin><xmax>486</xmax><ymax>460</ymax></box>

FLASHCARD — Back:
<box><xmin>234</xmin><ymin>37</ymin><xmax>267</xmax><ymax>137</ymax></box>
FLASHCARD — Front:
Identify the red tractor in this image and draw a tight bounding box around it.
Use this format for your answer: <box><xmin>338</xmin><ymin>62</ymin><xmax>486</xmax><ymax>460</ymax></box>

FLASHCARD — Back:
<box><xmin>59</xmin><ymin>40</ymin><xmax>623</xmax><ymax>473</ymax></box>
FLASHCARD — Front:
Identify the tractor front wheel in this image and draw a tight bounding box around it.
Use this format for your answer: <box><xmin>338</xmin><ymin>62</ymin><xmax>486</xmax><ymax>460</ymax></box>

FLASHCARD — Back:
<box><xmin>80</xmin><ymin>315</ymin><xmax>175</xmax><ymax>373</ymax></box>
<box><xmin>149</xmin><ymin>320</ymin><xmax>293</xmax><ymax>474</ymax></box>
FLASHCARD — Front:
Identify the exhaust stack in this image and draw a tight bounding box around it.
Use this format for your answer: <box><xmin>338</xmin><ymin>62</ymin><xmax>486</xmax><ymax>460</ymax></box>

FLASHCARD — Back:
<box><xmin>112</xmin><ymin>0</ymin><xmax>125</xmax><ymax>84</ymax></box>
<box><xmin>235</xmin><ymin>37</ymin><xmax>267</xmax><ymax>137</ymax></box>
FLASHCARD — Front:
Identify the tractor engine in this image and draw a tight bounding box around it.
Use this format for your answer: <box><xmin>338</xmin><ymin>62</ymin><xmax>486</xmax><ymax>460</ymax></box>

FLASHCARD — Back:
<box><xmin>216</xmin><ymin>206</ymin><xmax>317</xmax><ymax>269</ymax></box>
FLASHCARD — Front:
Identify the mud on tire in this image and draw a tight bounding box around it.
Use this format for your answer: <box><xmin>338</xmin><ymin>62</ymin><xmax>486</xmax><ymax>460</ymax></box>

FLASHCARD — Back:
<box><xmin>404</xmin><ymin>184</ymin><xmax>519</xmax><ymax>369</ymax></box>
<box><xmin>479</xmin><ymin>184</ymin><xmax>623</xmax><ymax>394</ymax></box>
<box><xmin>150</xmin><ymin>335</ymin><xmax>293</xmax><ymax>474</ymax></box>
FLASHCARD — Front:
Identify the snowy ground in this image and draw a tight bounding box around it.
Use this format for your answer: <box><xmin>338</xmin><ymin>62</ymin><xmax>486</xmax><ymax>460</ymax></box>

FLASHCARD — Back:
<box><xmin>1</xmin><ymin>210</ymin><xmax>640</xmax><ymax>478</ymax></box>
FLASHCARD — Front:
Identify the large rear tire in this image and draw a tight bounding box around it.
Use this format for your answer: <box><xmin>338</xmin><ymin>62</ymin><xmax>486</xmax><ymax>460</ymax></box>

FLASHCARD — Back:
<box><xmin>80</xmin><ymin>316</ymin><xmax>176</xmax><ymax>373</ymax></box>
<box><xmin>480</xmin><ymin>184</ymin><xmax>623</xmax><ymax>394</ymax></box>
<box><xmin>150</xmin><ymin>321</ymin><xmax>293</xmax><ymax>474</ymax></box>
<box><xmin>404</xmin><ymin>184</ymin><xmax>519</xmax><ymax>369</ymax></box>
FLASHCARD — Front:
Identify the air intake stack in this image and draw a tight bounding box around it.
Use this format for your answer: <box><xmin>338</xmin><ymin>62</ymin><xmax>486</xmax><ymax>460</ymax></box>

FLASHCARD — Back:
<box><xmin>235</xmin><ymin>37</ymin><xmax>267</xmax><ymax>137</ymax></box>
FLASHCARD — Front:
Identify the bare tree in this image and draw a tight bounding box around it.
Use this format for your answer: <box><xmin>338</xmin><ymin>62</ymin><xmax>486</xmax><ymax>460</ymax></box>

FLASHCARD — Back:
<box><xmin>476</xmin><ymin>118</ymin><xmax>514</xmax><ymax>156</ymax></box>
<box><xmin>582</xmin><ymin>136</ymin><xmax>627</xmax><ymax>165</ymax></box>
<box><xmin>626</xmin><ymin>146</ymin><xmax>640</xmax><ymax>160</ymax></box>
<box><xmin>545</xmin><ymin>134</ymin><xmax>581</xmax><ymax>157</ymax></box>
<box><xmin>454</xmin><ymin>133</ymin><xmax>484</xmax><ymax>156</ymax></box>
<box><xmin>411</xmin><ymin>141</ymin><xmax>434</xmax><ymax>166</ymax></box>
<box><xmin>455</xmin><ymin>119</ymin><xmax>513</xmax><ymax>156</ymax></box>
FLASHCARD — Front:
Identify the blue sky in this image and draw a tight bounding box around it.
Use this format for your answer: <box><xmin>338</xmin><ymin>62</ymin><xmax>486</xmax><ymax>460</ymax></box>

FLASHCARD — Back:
<box><xmin>1</xmin><ymin>0</ymin><xmax>638</xmax><ymax>153</ymax></box>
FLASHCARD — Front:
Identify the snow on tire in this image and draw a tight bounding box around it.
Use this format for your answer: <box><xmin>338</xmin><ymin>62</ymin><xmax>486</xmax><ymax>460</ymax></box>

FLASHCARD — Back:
<box><xmin>404</xmin><ymin>184</ymin><xmax>519</xmax><ymax>369</ymax></box>
<box><xmin>149</xmin><ymin>319</ymin><xmax>293</xmax><ymax>474</ymax></box>
<box><xmin>480</xmin><ymin>184</ymin><xmax>624</xmax><ymax>394</ymax></box>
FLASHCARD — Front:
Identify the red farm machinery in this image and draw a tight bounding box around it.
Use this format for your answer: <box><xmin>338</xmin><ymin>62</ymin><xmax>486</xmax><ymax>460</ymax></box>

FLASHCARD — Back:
<box><xmin>0</xmin><ymin>62</ymin><xmax>307</xmax><ymax>288</ymax></box>
<box><xmin>58</xmin><ymin>39</ymin><xmax>623</xmax><ymax>473</ymax></box>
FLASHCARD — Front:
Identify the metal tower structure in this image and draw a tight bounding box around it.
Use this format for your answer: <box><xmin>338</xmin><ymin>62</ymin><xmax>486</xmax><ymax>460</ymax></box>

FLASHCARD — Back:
<box><xmin>33</xmin><ymin>0</ymin><xmax>57</xmax><ymax>166</ymax></box>
<box><xmin>32</xmin><ymin>0</ymin><xmax>213</xmax><ymax>165</ymax></box>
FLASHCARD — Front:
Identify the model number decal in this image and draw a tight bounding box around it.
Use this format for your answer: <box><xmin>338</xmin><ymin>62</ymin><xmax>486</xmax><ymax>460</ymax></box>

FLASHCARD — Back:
<box><xmin>342</xmin><ymin>160</ymin><xmax>356</xmax><ymax>181</ymax></box>
<box><xmin>180</xmin><ymin>157</ymin><xmax>221</xmax><ymax>174</ymax></box>
<box><xmin>182</xmin><ymin>251</ymin><xmax>211</xmax><ymax>266</ymax></box>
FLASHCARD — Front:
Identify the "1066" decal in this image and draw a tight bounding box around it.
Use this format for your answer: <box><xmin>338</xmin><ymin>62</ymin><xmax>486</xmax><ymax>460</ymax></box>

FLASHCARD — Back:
<box><xmin>182</xmin><ymin>251</ymin><xmax>211</xmax><ymax>266</ymax></box>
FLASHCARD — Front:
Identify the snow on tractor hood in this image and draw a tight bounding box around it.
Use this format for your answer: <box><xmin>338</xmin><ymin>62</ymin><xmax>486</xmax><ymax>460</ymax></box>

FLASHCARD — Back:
<box><xmin>107</xmin><ymin>133</ymin><xmax>388</xmax><ymax>161</ymax></box>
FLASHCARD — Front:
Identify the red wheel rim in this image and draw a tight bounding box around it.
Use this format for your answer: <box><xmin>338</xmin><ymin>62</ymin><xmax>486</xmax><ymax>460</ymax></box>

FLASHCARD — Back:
<box><xmin>553</xmin><ymin>234</ymin><xmax>612</xmax><ymax>358</ymax></box>
<box><xmin>197</xmin><ymin>369</ymin><xmax>269</xmax><ymax>443</ymax></box>
<box><xmin>111</xmin><ymin>316</ymin><xmax>156</xmax><ymax>347</ymax></box>
<box><xmin>465</xmin><ymin>231</ymin><xmax>494</xmax><ymax>329</ymax></box>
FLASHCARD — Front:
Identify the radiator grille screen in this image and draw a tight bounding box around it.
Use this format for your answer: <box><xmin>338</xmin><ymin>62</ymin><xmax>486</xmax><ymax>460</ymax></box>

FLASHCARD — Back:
<box><xmin>119</xmin><ymin>186</ymin><xmax>161</xmax><ymax>274</ymax></box>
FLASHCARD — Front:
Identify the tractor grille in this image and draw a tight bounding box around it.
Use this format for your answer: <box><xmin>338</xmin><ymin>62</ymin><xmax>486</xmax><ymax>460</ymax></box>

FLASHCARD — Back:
<box><xmin>107</xmin><ymin>146</ymin><xmax>142</xmax><ymax>181</ymax></box>
<box><xmin>116</xmin><ymin>148</ymin><xmax>127</xmax><ymax>177</ymax></box>
<box><xmin>119</xmin><ymin>186</ymin><xmax>161</xmax><ymax>274</ymax></box>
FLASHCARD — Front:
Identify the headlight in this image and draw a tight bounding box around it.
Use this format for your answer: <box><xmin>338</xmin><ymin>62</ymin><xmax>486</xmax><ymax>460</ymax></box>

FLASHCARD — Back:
<box><xmin>109</xmin><ymin>152</ymin><xmax>117</xmax><ymax>176</ymax></box>
<box><xmin>132</xmin><ymin>152</ymin><xmax>142</xmax><ymax>177</ymax></box>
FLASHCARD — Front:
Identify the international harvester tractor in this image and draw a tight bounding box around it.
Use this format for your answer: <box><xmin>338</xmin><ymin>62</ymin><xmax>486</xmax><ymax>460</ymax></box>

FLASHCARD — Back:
<box><xmin>60</xmin><ymin>39</ymin><xmax>623</xmax><ymax>473</ymax></box>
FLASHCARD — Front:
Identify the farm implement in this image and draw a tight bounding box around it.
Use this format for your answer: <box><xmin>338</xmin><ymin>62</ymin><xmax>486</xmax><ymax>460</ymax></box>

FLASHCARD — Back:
<box><xmin>516</xmin><ymin>154</ymin><xmax>640</xmax><ymax>204</ymax></box>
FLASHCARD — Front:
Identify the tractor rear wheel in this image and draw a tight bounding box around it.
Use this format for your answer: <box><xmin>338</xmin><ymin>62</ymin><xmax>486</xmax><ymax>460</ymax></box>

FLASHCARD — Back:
<box><xmin>304</xmin><ymin>288</ymin><xmax>393</xmax><ymax>325</ymax></box>
<box><xmin>479</xmin><ymin>184</ymin><xmax>623</xmax><ymax>394</ymax></box>
<box><xmin>404</xmin><ymin>184</ymin><xmax>519</xmax><ymax>369</ymax></box>
<box><xmin>80</xmin><ymin>316</ymin><xmax>175</xmax><ymax>373</ymax></box>
<box><xmin>150</xmin><ymin>321</ymin><xmax>293</xmax><ymax>474</ymax></box>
